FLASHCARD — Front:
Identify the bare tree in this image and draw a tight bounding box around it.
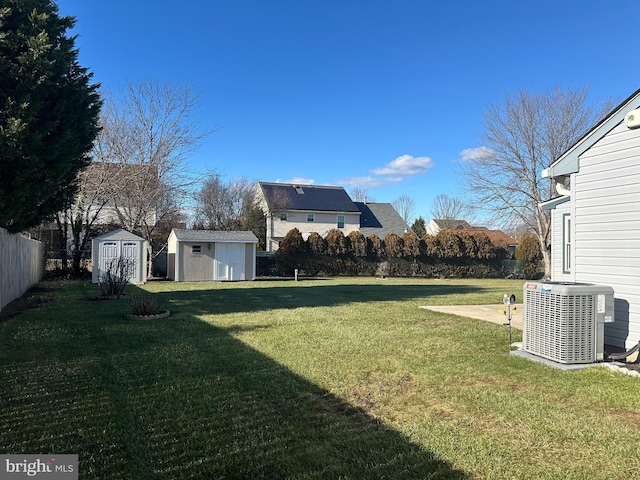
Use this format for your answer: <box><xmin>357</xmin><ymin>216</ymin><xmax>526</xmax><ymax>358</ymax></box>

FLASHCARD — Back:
<box><xmin>460</xmin><ymin>86</ymin><xmax>614</xmax><ymax>278</ymax></box>
<box><xmin>95</xmin><ymin>80</ymin><xmax>214</xmax><ymax>277</ymax></box>
<box><xmin>55</xmin><ymin>162</ymin><xmax>121</xmax><ymax>275</ymax></box>
<box><xmin>430</xmin><ymin>194</ymin><xmax>469</xmax><ymax>221</ymax></box>
<box><xmin>391</xmin><ymin>195</ymin><xmax>415</xmax><ymax>224</ymax></box>
<box><xmin>350</xmin><ymin>187</ymin><xmax>374</xmax><ymax>202</ymax></box>
<box><xmin>196</xmin><ymin>175</ymin><xmax>261</xmax><ymax>231</ymax></box>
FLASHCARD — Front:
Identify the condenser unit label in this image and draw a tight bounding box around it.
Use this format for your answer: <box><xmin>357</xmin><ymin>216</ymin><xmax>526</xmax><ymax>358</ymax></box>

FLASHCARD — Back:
<box><xmin>597</xmin><ymin>294</ymin><xmax>606</xmax><ymax>313</ymax></box>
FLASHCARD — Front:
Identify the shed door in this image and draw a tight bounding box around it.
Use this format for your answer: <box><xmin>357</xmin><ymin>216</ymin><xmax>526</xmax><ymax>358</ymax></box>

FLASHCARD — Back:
<box><xmin>99</xmin><ymin>240</ymin><xmax>140</xmax><ymax>282</ymax></box>
<box><xmin>100</xmin><ymin>241</ymin><xmax>119</xmax><ymax>279</ymax></box>
<box><xmin>214</xmin><ymin>243</ymin><xmax>245</xmax><ymax>281</ymax></box>
<box><xmin>122</xmin><ymin>241</ymin><xmax>139</xmax><ymax>282</ymax></box>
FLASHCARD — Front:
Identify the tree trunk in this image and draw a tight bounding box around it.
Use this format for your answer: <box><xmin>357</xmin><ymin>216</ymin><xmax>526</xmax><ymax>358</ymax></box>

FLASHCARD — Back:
<box><xmin>147</xmin><ymin>243</ymin><xmax>154</xmax><ymax>279</ymax></box>
<box><xmin>541</xmin><ymin>246</ymin><xmax>552</xmax><ymax>280</ymax></box>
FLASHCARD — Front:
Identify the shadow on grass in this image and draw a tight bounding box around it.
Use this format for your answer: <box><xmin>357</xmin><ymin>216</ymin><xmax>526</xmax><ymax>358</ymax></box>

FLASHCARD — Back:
<box><xmin>161</xmin><ymin>281</ymin><xmax>488</xmax><ymax>317</ymax></box>
<box><xmin>0</xmin><ymin>283</ymin><xmax>469</xmax><ymax>479</ymax></box>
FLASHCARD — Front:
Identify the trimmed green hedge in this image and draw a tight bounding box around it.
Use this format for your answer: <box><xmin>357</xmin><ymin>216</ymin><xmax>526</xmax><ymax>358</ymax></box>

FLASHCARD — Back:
<box><xmin>265</xmin><ymin>228</ymin><xmax>514</xmax><ymax>279</ymax></box>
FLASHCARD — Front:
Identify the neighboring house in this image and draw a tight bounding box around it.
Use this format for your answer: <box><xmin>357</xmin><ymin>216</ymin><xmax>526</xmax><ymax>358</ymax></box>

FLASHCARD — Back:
<box><xmin>460</xmin><ymin>227</ymin><xmax>519</xmax><ymax>255</ymax></box>
<box><xmin>425</xmin><ymin>219</ymin><xmax>473</xmax><ymax>236</ymax></box>
<box><xmin>167</xmin><ymin>229</ymin><xmax>258</xmax><ymax>281</ymax></box>
<box><xmin>426</xmin><ymin>219</ymin><xmax>518</xmax><ymax>254</ymax></box>
<box><xmin>258</xmin><ymin>182</ymin><xmax>362</xmax><ymax>252</ymax></box>
<box><xmin>355</xmin><ymin>202</ymin><xmax>410</xmax><ymax>238</ymax></box>
<box><xmin>257</xmin><ymin>182</ymin><xmax>411</xmax><ymax>251</ymax></box>
<box><xmin>91</xmin><ymin>228</ymin><xmax>148</xmax><ymax>284</ymax></box>
<box><xmin>541</xmin><ymin>88</ymin><xmax>640</xmax><ymax>349</ymax></box>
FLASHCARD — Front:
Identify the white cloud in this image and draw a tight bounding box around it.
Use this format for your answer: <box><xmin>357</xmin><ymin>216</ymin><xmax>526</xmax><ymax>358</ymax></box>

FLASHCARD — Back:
<box><xmin>371</xmin><ymin>154</ymin><xmax>434</xmax><ymax>177</ymax></box>
<box><xmin>336</xmin><ymin>176</ymin><xmax>399</xmax><ymax>189</ymax></box>
<box><xmin>460</xmin><ymin>146</ymin><xmax>493</xmax><ymax>162</ymax></box>
<box><xmin>275</xmin><ymin>177</ymin><xmax>315</xmax><ymax>185</ymax></box>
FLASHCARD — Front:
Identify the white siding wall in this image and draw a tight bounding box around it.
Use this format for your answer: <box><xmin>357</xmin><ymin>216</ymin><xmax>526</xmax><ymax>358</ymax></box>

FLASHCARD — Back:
<box><xmin>573</xmin><ymin>122</ymin><xmax>640</xmax><ymax>348</ymax></box>
<box><xmin>425</xmin><ymin>220</ymin><xmax>441</xmax><ymax>236</ymax></box>
<box><xmin>267</xmin><ymin>211</ymin><xmax>360</xmax><ymax>251</ymax></box>
<box><xmin>550</xmin><ymin>200</ymin><xmax>572</xmax><ymax>282</ymax></box>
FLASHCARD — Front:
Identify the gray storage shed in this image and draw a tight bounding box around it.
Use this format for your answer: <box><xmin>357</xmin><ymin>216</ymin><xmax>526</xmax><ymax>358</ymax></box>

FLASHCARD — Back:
<box><xmin>167</xmin><ymin>229</ymin><xmax>258</xmax><ymax>282</ymax></box>
<box><xmin>92</xmin><ymin>228</ymin><xmax>148</xmax><ymax>284</ymax></box>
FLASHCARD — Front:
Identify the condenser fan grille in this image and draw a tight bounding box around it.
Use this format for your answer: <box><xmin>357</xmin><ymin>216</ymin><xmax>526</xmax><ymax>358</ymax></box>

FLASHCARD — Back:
<box><xmin>524</xmin><ymin>289</ymin><xmax>596</xmax><ymax>364</ymax></box>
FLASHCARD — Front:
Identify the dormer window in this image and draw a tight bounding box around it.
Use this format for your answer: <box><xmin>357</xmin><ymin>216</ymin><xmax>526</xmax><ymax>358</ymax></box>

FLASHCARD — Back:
<box><xmin>293</xmin><ymin>185</ymin><xmax>304</xmax><ymax>194</ymax></box>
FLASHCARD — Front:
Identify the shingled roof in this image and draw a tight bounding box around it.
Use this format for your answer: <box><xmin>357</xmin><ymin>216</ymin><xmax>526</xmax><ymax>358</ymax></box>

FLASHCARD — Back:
<box><xmin>461</xmin><ymin>228</ymin><xmax>518</xmax><ymax>246</ymax></box>
<box><xmin>259</xmin><ymin>182</ymin><xmax>360</xmax><ymax>213</ymax></box>
<box><xmin>432</xmin><ymin>219</ymin><xmax>473</xmax><ymax>230</ymax></box>
<box><xmin>171</xmin><ymin>229</ymin><xmax>258</xmax><ymax>243</ymax></box>
<box><xmin>355</xmin><ymin>202</ymin><xmax>409</xmax><ymax>237</ymax></box>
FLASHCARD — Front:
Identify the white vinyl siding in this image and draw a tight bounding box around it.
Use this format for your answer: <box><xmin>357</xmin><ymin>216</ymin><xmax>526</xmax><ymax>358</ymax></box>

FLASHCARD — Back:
<box><xmin>572</xmin><ymin>122</ymin><xmax>640</xmax><ymax>348</ymax></box>
<box><xmin>266</xmin><ymin>211</ymin><xmax>361</xmax><ymax>251</ymax></box>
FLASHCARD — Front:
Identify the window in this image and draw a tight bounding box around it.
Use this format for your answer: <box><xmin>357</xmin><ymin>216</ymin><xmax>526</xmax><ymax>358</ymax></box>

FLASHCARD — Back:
<box><xmin>337</xmin><ymin>215</ymin><xmax>345</xmax><ymax>228</ymax></box>
<box><xmin>563</xmin><ymin>214</ymin><xmax>571</xmax><ymax>273</ymax></box>
<box><xmin>307</xmin><ymin>214</ymin><xmax>314</xmax><ymax>222</ymax></box>
<box><xmin>280</xmin><ymin>213</ymin><xmax>288</xmax><ymax>221</ymax></box>
<box><xmin>192</xmin><ymin>245</ymin><xmax>202</xmax><ymax>254</ymax></box>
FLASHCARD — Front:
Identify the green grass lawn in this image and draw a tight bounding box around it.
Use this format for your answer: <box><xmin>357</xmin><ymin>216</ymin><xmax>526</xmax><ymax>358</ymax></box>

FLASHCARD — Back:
<box><xmin>1</xmin><ymin>277</ymin><xmax>639</xmax><ymax>479</ymax></box>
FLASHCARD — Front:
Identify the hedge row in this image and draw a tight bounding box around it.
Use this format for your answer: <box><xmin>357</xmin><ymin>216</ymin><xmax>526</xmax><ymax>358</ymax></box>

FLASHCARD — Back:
<box><xmin>267</xmin><ymin>228</ymin><xmax>516</xmax><ymax>279</ymax></box>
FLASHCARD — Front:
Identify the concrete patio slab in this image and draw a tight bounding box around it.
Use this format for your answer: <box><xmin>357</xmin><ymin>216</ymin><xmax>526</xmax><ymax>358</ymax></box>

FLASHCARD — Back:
<box><xmin>419</xmin><ymin>304</ymin><xmax>523</xmax><ymax>330</ymax></box>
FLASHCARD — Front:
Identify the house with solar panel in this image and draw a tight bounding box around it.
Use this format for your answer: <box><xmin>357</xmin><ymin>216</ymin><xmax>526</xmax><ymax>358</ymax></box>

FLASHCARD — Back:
<box><xmin>257</xmin><ymin>182</ymin><xmax>409</xmax><ymax>252</ymax></box>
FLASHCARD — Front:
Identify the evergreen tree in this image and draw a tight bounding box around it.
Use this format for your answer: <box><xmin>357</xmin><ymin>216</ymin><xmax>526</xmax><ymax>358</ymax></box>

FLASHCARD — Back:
<box><xmin>306</xmin><ymin>232</ymin><xmax>326</xmax><ymax>255</ymax></box>
<box><xmin>435</xmin><ymin>230</ymin><xmax>464</xmax><ymax>259</ymax></box>
<box><xmin>515</xmin><ymin>235</ymin><xmax>542</xmax><ymax>279</ymax></box>
<box><xmin>473</xmin><ymin>233</ymin><xmax>497</xmax><ymax>260</ymax></box>
<box><xmin>366</xmin><ymin>234</ymin><xmax>384</xmax><ymax>258</ymax></box>
<box><xmin>347</xmin><ymin>230</ymin><xmax>367</xmax><ymax>257</ymax></box>
<box><xmin>0</xmin><ymin>0</ymin><xmax>101</xmax><ymax>232</ymax></box>
<box><xmin>278</xmin><ymin>228</ymin><xmax>305</xmax><ymax>256</ymax></box>
<box><xmin>383</xmin><ymin>232</ymin><xmax>403</xmax><ymax>257</ymax></box>
<box><xmin>411</xmin><ymin>216</ymin><xmax>427</xmax><ymax>237</ymax></box>
<box><xmin>325</xmin><ymin>228</ymin><xmax>348</xmax><ymax>256</ymax></box>
<box><xmin>402</xmin><ymin>231</ymin><xmax>421</xmax><ymax>257</ymax></box>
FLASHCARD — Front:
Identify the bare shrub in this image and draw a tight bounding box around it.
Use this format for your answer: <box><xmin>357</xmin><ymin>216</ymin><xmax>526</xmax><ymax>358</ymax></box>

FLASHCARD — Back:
<box><xmin>99</xmin><ymin>257</ymin><xmax>134</xmax><ymax>298</ymax></box>
<box><xmin>128</xmin><ymin>294</ymin><xmax>161</xmax><ymax>316</ymax></box>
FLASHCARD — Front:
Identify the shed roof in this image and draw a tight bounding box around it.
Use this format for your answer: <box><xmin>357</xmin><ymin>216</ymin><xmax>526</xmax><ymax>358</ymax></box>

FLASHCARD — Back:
<box><xmin>94</xmin><ymin>228</ymin><xmax>146</xmax><ymax>242</ymax></box>
<box><xmin>171</xmin><ymin>229</ymin><xmax>258</xmax><ymax>243</ymax></box>
<box><xmin>259</xmin><ymin>182</ymin><xmax>360</xmax><ymax>213</ymax></box>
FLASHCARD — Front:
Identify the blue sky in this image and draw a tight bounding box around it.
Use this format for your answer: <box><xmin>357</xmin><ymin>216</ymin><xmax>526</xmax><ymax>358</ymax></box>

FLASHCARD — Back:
<box><xmin>57</xmin><ymin>0</ymin><xmax>640</xmax><ymax>224</ymax></box>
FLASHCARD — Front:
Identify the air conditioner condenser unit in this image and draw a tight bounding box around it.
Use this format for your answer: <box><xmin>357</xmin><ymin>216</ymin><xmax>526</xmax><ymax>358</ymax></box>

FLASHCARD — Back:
<box><xmin>523</xmin><ymin>282</ymin><xmax>614</xmax><ymax>364</ymax></box>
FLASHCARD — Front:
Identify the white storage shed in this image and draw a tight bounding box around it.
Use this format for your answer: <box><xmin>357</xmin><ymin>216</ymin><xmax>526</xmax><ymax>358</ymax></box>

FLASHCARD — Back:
<box><xmin>91</xmin><ymin>228</ymin><xmax>148</xmax><ymax>285</ymax></box>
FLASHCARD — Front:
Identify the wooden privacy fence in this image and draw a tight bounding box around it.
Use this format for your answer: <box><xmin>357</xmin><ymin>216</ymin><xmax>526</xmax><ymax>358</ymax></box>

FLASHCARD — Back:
<box><xmin>0</xmin><ymin>227</ymin><xmax>44</xmax><ymax>312</ymax></box>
